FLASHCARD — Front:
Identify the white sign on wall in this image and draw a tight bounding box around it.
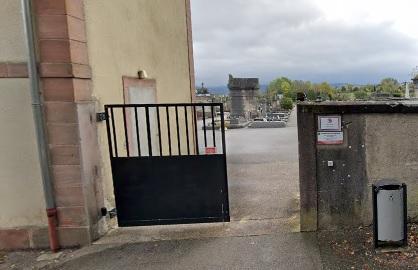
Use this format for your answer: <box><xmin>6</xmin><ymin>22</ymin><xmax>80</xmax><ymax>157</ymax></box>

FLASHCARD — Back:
<box><xmin>317</xmin><ymin>132</ymin><xmax>344</xmax><ymax>145</ymax></box>
<box><xmin>318</xmin><ymin>115</ymin><xmax>342</xmax><ymax>131</ymax></box>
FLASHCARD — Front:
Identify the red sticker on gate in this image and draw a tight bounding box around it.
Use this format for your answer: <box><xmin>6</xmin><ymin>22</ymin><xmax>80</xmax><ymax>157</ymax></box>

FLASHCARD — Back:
<box><xmin>205</xmin><ymin>147</ymin><xmax>217</xmax><ymax>154</ymax></box>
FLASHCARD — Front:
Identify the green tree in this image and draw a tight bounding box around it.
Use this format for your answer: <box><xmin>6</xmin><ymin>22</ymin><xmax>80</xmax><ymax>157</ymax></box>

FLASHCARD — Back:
<box><xmin>290</xmin><ymin>80</ymin><xmax>312</xmax><ymax>100</ymax></box>
<box><xmin>306</xmin><ymin>89</ymin><xmax>317</xmax><ymax>101</ymax></box>
<box><xmin>309</xmin><ymin>82</ymin><xmax>335</xmax><ymax>100</ymax></box>
<box><xmin>281</xmin><ymin>81</ymin><xmax>291</xmax><ymax>97</ymax></box>
<box><xmin>267</xmin><ymin>77</ymin><xmax>339</xmax><ymax>101</ymax></box>
<box><xmin>267</xmin><ymin>77</ymin><xmax>292</xmax><ymax>100</ymax></box>
<box><xmin>318</xmin><ymin>82</ymin><xmax>335</xmax><ymax>99</ymax></box>
<box><xmin>379</xmin><ymin>78</ymin><xmax>400</xmax><ymax>94</ymax></box>
<box><xmin>293</xmin><ymin>80</ymin><xmax>312</xmax><ymax>91</ymax></box>
<box><xmin>334</xmin><ymin>92</ymin><xmax>351</xmax><ymax>101</ymax></box>
<box><xmin>280</xmin><ymin>97</ymin><xmax>293</xmax><ymax>110</ymax></box>
<box><xmin>354</xmin><ymin>90</ymin><xmax>369</xmax><ymax>100</ymax></box>
<box><xmin>267</xmin><ymin>79</ymin><xmax>280</xmax><ymax>99</ymax></box>
<box><xmin>363</xmin><ymin>84</ymin><xmax>374</xmax><ymax>92</ymax></box>
<box><xmin>280</xmin><ymin>77</ymin><xmax>292</xmax><ymax>86</ymax></box>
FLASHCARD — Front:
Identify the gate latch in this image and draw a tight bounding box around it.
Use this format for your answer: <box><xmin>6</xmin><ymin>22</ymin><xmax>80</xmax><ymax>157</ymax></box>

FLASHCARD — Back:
<box><xmin>96</xmin><ymin>112</ymin><xmax>107</xmax><ymax>122</ymax></box>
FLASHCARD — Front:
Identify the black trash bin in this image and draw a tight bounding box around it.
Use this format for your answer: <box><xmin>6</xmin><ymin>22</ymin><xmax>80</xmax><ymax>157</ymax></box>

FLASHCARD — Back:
<box><xmin>372</xmin><ymin>179</ymin><xmax>407</xmax><ymax>248</ymax></box>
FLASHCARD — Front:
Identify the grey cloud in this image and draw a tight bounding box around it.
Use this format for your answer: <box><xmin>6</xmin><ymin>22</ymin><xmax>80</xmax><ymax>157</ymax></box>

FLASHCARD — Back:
<box><xmin>191</xmin><ymin>0</ymin><xmax>418</xmax><ymax>86</ymax></box>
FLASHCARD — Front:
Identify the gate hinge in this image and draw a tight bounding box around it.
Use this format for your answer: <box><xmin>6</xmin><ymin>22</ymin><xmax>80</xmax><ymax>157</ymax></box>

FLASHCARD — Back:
<box><xmin>100</xmin><ymin>207</ymin><xmax>117</xmax><ymax>219</ymax></box>
<box><xmin>96</xmin><ymin>112</ymin><xmax>107</xmax><ymax>122</ymax></box>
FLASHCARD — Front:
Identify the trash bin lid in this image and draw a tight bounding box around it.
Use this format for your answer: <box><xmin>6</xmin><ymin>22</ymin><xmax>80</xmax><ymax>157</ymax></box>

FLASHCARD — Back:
<box><xmin>374</xmin><ymin>179</ymin><xmax>404</xmax><ymax>190</ymax></box>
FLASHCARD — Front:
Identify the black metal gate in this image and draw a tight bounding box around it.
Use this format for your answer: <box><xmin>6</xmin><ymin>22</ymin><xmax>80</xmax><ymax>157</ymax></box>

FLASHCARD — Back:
<box><xmin>105</xmin><ymin>103</ymin><xmax>230</xmax><ymax>226</ymax></box>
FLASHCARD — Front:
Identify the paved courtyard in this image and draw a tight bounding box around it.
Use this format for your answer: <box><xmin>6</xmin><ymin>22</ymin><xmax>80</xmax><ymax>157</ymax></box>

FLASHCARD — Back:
<box><xmin>227</xmin><ymin>112</ymin><xmax>300</xmax><ymax>223</ymax></box>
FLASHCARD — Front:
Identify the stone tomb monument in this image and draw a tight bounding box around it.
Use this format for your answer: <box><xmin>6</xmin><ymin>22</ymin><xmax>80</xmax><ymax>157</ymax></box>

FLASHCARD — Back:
<box><xmin>228</xmin><ymin>74</ymin><xmax>259</xmax><ymax>125</ymax></box>
<box><xmin>413</xmin><ymin>75</ymin><xmax>418</xmax><ymax>98</ymax></box>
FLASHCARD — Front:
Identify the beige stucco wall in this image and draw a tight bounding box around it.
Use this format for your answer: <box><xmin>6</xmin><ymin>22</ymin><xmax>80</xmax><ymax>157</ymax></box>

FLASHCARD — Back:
<box><xmin>0</xmin><ymin>0</ymin><xmax>27</xmax><ymax>62</ymax></box>
<box><xmin>0</xmin><ymin>80</ymin><xmax>47</xmax><ymax>227</ymax></box>
<box><xmin>0</xmin><ymin>1</ymin><xmax>46</xmax><ymax>228</ymax></box>
<box><xmin>84</xmin><ymin>0</ymin><xmax>193</xmax><ymax>206</ymax></box>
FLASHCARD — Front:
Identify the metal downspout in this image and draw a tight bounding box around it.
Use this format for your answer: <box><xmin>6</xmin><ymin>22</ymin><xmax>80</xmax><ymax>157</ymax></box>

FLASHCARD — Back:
<box><xmin>21</xmin><ymin>0</ymin><xmax>59</xmax><ymax>251</ymax></box>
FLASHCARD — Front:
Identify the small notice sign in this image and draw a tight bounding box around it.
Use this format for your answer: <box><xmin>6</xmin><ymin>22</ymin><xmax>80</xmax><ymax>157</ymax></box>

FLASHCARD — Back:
<box><xmin>318</xmin><ymin>115</ymin><xmax>341</xmax><ymax>131</ymax></box>
<box><xmin>205</xmin><ymin>146</ymin><xmax>217</xmax><ymax>154</ymax></box>
<box><xmin>317</xmin><ymin>132</ymin><xmax>344</xmax><ymax>145</ymax></box>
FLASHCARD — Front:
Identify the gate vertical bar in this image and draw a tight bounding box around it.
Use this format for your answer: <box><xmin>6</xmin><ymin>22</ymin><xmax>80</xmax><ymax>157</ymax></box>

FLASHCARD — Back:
<box><xmin>110</xmin><ymin>107</ymin><xmax>118</xmax><ymax>157</ymax></box>
<box><xmin>193</xmin><ymin>106</ymin><xmax>199</xmax><ymax>155</ymax></box>
<box><xmin>175</xmin><ymin>106</ymin><xmax>181</xmax><ymax>156</ymax></box>
<box><xmin>166</xmin><ymin>106</ymin><xmax>172</xmax><ymax>156</ymax></box>
<box><xmin>220</xmin><ymin>104</ymin><xmax>227</xmax><ymax>155</ymax></box>
<box><xmin>156</xmin><ymin>107</ymin><xmax>163</xmax><ymax>156</ymax></box>
<box><xmin>105</xmin><ymin>106</ymin><xmax>113</xmax><ymax>158</ymax></box>
<box><xmin>145</xmin><ymin>107</ymin><xmax>152</xmax><ymax>156</ymax></box>
<box><xmin>202</xmin><ymin>106</ymin><xmax>207</xmax><ymax>147</ymax></box>
<box><xmin>211</xmin><ymin>105</ymin><xmax>216</xmax><ymax>147</ymax></box>
<box><xmin>184</xmin><ymin>106</ymin><xmax>190</xmax><ymax>155</ymax></box>
<box><xmin>134</xmin><ymin>107</ymin><xmax>141</xmax><ymax>156</ymax></box>
<box><xmin>122</xmin><ymin>107</ymin><xmax>130</xmax><ymax>157</ymax></box>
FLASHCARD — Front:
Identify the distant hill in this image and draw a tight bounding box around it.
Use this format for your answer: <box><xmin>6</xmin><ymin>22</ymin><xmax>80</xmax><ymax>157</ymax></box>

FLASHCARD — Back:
<box><xmin>205</xmin><ymin>84</ymin><xmax>268</xmax><ymax>95</ymax></box>
<box><xmin>330</xmin><ymin>83</ymin><xmax>347</xmax><ymax>88</ymax></box>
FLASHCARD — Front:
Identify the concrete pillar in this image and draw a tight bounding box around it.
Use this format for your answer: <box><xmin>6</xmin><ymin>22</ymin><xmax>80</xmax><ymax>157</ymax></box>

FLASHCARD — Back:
<box><xmin>297</xmin><ymin>105</ymin><xmax>318</xmax><ymax>231</ymax></box>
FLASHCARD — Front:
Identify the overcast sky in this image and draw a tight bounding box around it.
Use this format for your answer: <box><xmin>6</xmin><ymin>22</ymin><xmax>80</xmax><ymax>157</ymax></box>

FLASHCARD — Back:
<box><xmin>191</xmin><ymin>0</ymin><xmax>418</xmax><ymax>86</ymax></box>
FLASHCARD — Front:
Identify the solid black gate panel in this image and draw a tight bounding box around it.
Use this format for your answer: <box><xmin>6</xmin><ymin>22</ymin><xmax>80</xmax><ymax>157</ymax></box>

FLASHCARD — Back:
<box><xmin>105</xmin><ymin>103</ymin><xmax>230</xmax><ymax>227</ymax></box>
<box><xmin>112</xmin><ymin>155</ymin><xmax>229</xmax><ymax>226</ymax></box>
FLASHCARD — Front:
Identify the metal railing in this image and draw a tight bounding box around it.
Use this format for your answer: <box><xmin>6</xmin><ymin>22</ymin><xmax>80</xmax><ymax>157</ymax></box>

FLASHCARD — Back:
<box><xmin>105</xmin><ymin>103</ymin><xmax>226</xmax><ymax>158</ymax></box>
